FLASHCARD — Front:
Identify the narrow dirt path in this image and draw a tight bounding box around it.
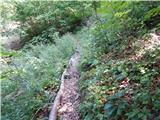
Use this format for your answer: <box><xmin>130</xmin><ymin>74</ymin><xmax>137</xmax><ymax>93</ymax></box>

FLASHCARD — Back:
<box><xmin>59</xmin><ymin>51</ymin><xmax>80</xmax><ymax>120</ymax></box>
<box><xmin>49</xmin><ymin>40</ymin><xmax>81</xmax><ymax>120</ymax></box>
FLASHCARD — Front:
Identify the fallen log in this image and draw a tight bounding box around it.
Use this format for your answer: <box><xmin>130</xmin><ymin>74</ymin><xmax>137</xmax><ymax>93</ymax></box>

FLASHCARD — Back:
<box><xmin>48</xmin><ymin>69</ymin><xmax>66</xmax><ymax>120</ymax></box>
<box><xmin>49</xmin><ymin>48</ymin><xmax>80</xmax><ymax>120</ymax></box>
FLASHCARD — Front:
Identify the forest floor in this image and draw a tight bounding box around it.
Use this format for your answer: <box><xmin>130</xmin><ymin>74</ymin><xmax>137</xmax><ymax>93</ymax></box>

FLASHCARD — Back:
<box><xmin>59</xmin><ymin>51</ymin><xmax>80</xmax><ymax>120</ymax></box>
<box><xmin>49</xmin><ymin>38</ymin><xmax>81</xmax><ymax>120</ymax></box>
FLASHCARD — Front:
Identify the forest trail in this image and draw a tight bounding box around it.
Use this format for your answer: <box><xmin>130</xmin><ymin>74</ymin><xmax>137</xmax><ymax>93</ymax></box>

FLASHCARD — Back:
<box><xmin>59</xmin><ymin>51</ymin><xmax>80</xmax><ymax>120</ymax></box>
<box><xmin>49</xmin><ymin>40</ymin><xmax>81</xmax><ymax>120</ymax></box>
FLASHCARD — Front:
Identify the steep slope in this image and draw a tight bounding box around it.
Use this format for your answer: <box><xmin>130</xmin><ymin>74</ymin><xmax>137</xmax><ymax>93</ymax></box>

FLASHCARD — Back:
<box><xmin>79</xmin><ymin>30</ymin><xmax>160</xmax><ymax>120</ymax></box>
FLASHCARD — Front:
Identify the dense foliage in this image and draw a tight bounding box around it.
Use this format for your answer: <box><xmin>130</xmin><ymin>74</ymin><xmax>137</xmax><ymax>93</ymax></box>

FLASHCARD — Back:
<box><xmin>12</xmin><ymin>1</ymin><xmax>92</xmax><ymax>44</ymax></box>
<box><xmin>1</xmin><ymin>33</ymin><xmax>76</xmax><ymax>120</ymax></box>
<box><xmin>1</xmin><ymin>1</ymin><xmax>160</xmax><ymax>120</ymax></box>
<box><xmin>79</xmin><ymin>1</ymin><xmax>160</xmax><ymax>120</ymax></box>
<box><xmin>93</xmin><ymin>1</ymin><xmax>160</xmax><ymax>54</ymax></box>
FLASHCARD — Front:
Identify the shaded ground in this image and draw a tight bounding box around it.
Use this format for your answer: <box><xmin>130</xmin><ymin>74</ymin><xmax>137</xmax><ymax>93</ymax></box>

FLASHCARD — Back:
<box><xmin>1</xmin><ymin>22</ymin><xmax>23</xmax><ymax>50</ymax></box>
<box><xmin>1</xmin><ymin>35</ymin><xmax>23</xmax><ymax>50</ymax></box>
<box><xmin>58</xmin><ymin>51</ymin><xmax>80</xmax><ymax>120</ymax></box>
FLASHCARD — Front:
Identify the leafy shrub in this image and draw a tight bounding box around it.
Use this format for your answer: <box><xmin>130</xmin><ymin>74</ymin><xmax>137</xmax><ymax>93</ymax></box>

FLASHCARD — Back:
<box><xmin>1</xmin><ymin>33</ymin><xmax>76</xmax><ymax>120</ymax></box>
<box><xmin>79</xmin><ymin>2</ymin><xmax>160</xmax><ymax>119</ymax></box>
<box><xmin>12</xmin><ymin>1</ymin><xmax>93</xmax><ymax>44</ymax></box>
<box><xmin>93</xmin><ymin>1</ymin><xmax>160</xmax><ymax>54</ymax></box>
<box><xmin>80</xmin><ymin>48</ymin><xmax>160</xmax><ymax>120</ymax></box>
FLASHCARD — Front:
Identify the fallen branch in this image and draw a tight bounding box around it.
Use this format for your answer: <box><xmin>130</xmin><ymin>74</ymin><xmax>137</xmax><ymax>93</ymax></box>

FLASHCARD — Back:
<box><xmin>48</xmin><ymin>69</ymin><xmax>66</xmax><ymax>120</ymax></box>
<box><xmin>31</xmin><ymin>103</ymin><xmax>52</xmax><ymax>120</ymax></box>
<box><xmin>49</xmin><ymin>48</ymin><xmax>80</xmax><ymax>120</ymax></box>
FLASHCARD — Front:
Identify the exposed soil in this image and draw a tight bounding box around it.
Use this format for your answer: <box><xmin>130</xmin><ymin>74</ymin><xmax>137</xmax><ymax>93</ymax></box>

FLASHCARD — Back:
<box><xmin>49</xmin><ymin>43</ymin><xmax>80</xmax><ymax>120</ymax></box>
<box><xmin>2</xmin><ymin>35</ymin><xmax>23</xmax><ymax>50</ymax></box>
<box><xmin>1</xmin><ymin>22</ymin><xmax>23</xmax><ymax>50</ymax></box>
<box><xmin>59</xmin><ymin>52</ymin><xmax>80</xmax><ymax>120</ymax></box>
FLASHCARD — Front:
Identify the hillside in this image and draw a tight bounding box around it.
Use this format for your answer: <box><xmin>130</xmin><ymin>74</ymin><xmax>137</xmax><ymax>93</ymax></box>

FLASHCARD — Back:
<box><xmin>1</xmin><ymin>1</ymin><xmax>160</xmax><ymax>120</ymax></box>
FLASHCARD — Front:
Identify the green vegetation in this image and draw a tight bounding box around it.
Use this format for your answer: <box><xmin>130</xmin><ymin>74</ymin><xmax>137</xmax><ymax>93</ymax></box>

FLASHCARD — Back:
<box><xmin>1</xmin><ymin>1</ymin><xmax>160</xmax><ymax>120</ymax></box>
<box><xmin>12</xmin><ymin>1</ymin><xmax>92</xmax><ymax>43</ymax></box>
<box><xmin>79</xmin><ymin>1</ymin><xmax>160</xmax><ymax>120</ymax></box>
<box><xmin>1</xmin><ymin>34</ymin><xmax>76</xmax><ymax>120</ymax></box>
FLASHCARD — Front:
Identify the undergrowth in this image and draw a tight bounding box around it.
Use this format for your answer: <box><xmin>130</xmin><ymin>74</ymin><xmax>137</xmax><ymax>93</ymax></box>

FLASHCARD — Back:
<box><xmin>79</xmin><ymin>47</ymin><xmax>160</xmax><ymax>120</ymax></box>
<box><xmin>1</xmin><ymin>1</ymin><xmax>160</xmax><ymax>120</ymax></box>
<box><xmin>1</xmin><ymin>33</ymin><xmax>76</xmax><ymax>120</ymax></box>
<box><xmin>78</xmin><ymin>1</ymin><xmax>160</xmax><ymax>120</ymax></box>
